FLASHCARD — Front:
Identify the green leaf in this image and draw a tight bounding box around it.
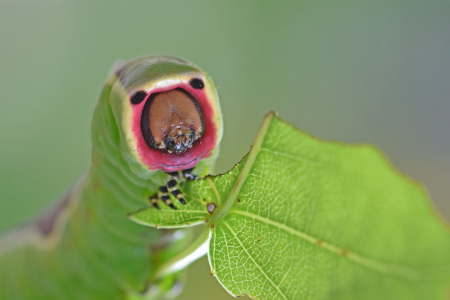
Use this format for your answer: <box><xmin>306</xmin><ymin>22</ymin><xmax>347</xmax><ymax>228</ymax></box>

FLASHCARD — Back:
<box><xmin>130</xmin><ymin>112</ymin><xmax>450</xmax><ymax>300</ymax></box>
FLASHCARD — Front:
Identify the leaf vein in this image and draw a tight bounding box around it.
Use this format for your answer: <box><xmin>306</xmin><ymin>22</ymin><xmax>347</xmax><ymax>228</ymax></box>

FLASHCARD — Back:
<box><xmin>207</xmin><ymin>177</ymin><xmax>222</xmax><ymax>205</ymax></box>
<box><xmin>229</xmin><ymin>210</ymin><xmax>422</xmax><ymax>282</ymax></box>
<box><xmin>223</xmin><ymin>221</ymin><xmax>289</xmax><ymax>300</ymax></box>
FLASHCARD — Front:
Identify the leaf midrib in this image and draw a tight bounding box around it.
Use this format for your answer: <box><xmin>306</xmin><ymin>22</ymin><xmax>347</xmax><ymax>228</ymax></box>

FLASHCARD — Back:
<box><xmin>211</xmin><ymin>112</ymin><xmax>275</xmax><ymax>223</ymax></box>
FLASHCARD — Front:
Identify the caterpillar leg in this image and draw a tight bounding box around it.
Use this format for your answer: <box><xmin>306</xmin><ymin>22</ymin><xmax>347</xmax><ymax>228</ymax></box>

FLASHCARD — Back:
<box><xmin>166</xmin><ymin>173</ymin><xmax>186</xmax><ymax>206</ymax></box>
<box><xmin>149</xmin><ymin>186</ymin><xmax>176</xmax><ymax>210</ymax></box>
<box><xmin>149</xmin><ymin>169</ymin><xmax>197</xmax><ymax>209</ymax></box>
<box><xmin>182</xmin><ymin>167</ymin><xmax>198</xmax><ymax>181</ymax></box>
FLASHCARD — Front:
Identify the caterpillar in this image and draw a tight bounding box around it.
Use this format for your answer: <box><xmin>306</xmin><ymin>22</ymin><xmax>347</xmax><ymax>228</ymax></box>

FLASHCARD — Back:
<box><xmin>0</xmin><ymin>56</ymin><xmax>223</xmax><ymax>299</ymax></box>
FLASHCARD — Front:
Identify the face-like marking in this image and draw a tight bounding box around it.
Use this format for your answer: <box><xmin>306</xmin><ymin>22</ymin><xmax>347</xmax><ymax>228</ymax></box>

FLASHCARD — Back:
<box><xmin>113</xmin><ymin>56</ymin><xmax>223</xmax><ymax>173</ymax></box>
<box><xmin>141</xmin><ymin>88</ymin><xmax>205</xmax><ymax>154</ymax></box>
<box><xmin>189</xmin><ymin>78</ymin><xmax>205</xmax><ymax>90</ymax></box>
<box><xmin>130</xmin><ymin>91</ymin><xmax>147</xmax><ymax>105</ymax></box>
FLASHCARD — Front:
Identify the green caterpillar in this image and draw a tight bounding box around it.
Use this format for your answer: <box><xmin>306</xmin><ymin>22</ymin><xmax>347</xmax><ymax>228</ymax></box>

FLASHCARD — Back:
<box><xmin>0</xmin><ymin>56</ymin><xmax>223</xmax><ymax>299</ymax></box>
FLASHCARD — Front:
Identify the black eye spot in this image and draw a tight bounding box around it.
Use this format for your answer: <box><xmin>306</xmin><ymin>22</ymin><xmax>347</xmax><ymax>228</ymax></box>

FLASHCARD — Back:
<box><xmin>189</xmin><ymin>78</ymin><xmax>204</xmax><ymax>89</ymax></box>
<box><xmin>130</xmin><ymin>91</ymin><xmax>147</xmax><ymax>104</ymax></box>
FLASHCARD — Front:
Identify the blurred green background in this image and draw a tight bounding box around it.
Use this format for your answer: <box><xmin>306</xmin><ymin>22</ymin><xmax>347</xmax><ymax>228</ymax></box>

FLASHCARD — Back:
<box><xmin>1</xmin><ymin>1</ymin><xmax>449</xmax><ymax>299</ymax></box>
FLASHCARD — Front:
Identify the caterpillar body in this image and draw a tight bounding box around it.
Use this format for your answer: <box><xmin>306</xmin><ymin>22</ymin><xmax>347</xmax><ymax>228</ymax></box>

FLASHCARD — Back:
<box><xmin>0</xmin><ymin>56</ymin><xmax>223</xmax><ymax>299</ymax></box>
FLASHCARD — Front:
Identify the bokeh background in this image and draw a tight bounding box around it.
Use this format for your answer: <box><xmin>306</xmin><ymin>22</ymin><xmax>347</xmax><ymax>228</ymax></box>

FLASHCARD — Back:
<box><xmin>1</xmin><ymin>1</ymin><xmax>449</xmax><ymax>299</ymax></box>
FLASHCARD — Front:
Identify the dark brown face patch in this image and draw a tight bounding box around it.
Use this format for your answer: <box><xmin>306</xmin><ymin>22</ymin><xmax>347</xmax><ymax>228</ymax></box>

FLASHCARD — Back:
<box><xmin>141</xmin><ymin>88</ymin><xmax>205</xmax><ymax>154</ymax></box>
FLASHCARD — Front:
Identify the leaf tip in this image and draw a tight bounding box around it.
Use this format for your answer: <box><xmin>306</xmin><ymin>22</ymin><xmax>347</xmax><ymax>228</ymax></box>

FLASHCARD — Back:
<box><xmin>265</xmin><ymin>110</ymin><xmax>278</xmax><ymax>119</ymax></box>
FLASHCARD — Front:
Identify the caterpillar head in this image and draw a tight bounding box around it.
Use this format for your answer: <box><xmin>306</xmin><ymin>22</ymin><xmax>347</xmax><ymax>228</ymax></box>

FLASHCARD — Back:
<box><xmin>108</xmin><ymin>56</ymin><xmax>223</xmax><ymax>177</ymax></box>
